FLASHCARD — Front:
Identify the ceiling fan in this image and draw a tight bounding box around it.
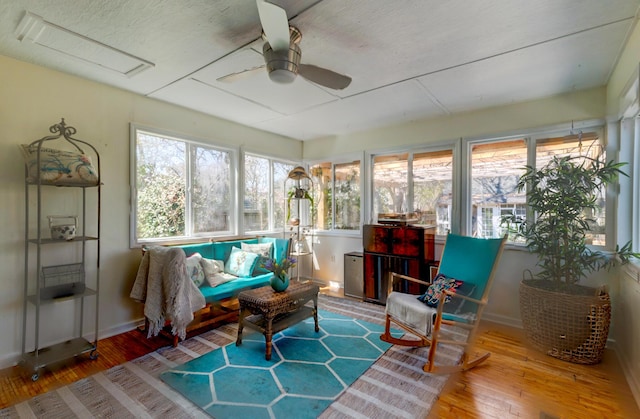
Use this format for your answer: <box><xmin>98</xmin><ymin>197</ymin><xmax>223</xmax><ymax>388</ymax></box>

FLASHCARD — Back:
<box><xmin>217</xmin><ymin>0</ymin><xmax>352</xmax><ymax>90</ymax></box>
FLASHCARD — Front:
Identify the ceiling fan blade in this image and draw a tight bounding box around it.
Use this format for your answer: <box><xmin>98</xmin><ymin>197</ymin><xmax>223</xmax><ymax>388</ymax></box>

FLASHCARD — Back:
<box><xmin>217</xmin><ymin>65</ymin><xmax>265</xmax><ymax>83</ymax></box>
<box><xmin>299</xmin><ymin>64</ymin><xmax>352</xmax><ymax>90</ymax></box>
<box><xmin>256</xmin><ymin>0</ymin><xmax>290</xmax><ymax>52</ymax></box>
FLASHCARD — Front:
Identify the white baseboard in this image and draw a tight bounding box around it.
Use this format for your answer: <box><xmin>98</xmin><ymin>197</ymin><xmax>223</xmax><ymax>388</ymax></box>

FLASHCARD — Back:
<box><xmin>0</xmin><ymin>352</ymin><xmax>21</xmax><ymax>371</ymax></box>
<box><xmin>482</xmin><ymin>312</ymin><xmax>523</xmax><ymax>329</ymax></box>
<box><xmin>0</xmin><ymin>318</ymin><xmax>144</xmax><ymax>370</ymax></box>
<box><xmin>98</xmin><ymin>317</ymin><xmax>145</xmax><ymax>340</ymax></box>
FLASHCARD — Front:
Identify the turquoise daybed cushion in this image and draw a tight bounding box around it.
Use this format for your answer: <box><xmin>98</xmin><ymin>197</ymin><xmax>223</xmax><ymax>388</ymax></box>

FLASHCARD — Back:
<box><xmin>175</xmin><ymin>237</ymin><xmax>289</xmax><ymax>304</ymax></box>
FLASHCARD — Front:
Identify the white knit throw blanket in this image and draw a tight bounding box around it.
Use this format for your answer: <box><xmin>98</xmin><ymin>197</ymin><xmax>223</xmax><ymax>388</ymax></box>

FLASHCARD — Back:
<box><xmin>130</xmin><ymin>246</ymin><xmax>206</xmax><ymax>340</ymax></box>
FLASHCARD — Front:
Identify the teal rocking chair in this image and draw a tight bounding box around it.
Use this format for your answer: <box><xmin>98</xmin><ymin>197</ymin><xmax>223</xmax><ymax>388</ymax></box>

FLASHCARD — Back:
<box><xmin>381</xmin><ymin>233</ymin><xmax>506</xmax><ymax>374</ymax></box>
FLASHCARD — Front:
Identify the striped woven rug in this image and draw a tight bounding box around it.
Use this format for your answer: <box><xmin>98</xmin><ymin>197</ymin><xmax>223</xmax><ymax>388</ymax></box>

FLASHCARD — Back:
<box><xmin>1</xmin><ymin>295</ymin><xmax>461</xmax><ymax>418</ymax></box>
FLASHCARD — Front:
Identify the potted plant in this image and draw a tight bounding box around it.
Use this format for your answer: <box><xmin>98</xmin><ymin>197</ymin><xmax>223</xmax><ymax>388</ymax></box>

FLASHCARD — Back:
<box><xmin>506</xmin><ymin>154</ymin><xmax>638</xmax><ymax>364</ymax></box>
<box><xmin>286</xmin><ymin>187</ymin><xmax>314</xmax><ymax>224</ymax></box>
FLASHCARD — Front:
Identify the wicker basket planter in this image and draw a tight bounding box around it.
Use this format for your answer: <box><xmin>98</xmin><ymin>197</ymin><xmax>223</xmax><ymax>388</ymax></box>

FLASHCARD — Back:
<box><xmin>519</xmin><ymin>279</ymin><xmax>611</xmax><ymax>365</ymax></box>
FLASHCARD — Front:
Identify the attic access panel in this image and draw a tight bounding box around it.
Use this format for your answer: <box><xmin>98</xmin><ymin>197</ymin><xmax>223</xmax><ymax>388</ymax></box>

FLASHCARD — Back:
<box><xmin>15</xmin><ymin>12</ymin><xmax>154</xmax><ymax>77</ymax></box>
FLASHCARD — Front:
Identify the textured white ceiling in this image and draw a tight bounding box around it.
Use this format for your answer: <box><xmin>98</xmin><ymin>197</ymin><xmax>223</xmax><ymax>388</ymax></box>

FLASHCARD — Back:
<box><xmin>0</xmin><ymin>0</ymin><xmax>638</xmax><ymax>140</ymax></box>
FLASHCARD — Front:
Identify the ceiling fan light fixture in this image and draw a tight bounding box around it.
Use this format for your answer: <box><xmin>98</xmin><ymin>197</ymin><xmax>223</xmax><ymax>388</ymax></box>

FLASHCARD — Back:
<box><xmin>269</xmin><ymin>68</ymin><xmax>297</xmax><ymax>84</ymax></box>
<box><xmin>263</xmin><ymin>42</ymin><xmax>301</xmax><ymax>84</ymax></box>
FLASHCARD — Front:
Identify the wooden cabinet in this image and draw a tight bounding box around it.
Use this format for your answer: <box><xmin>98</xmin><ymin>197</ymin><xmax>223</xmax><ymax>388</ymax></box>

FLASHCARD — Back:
<box><xmin>362</xmin><ymin>224</ymin><xmax>434</xmax><ymax>304</ymax></box>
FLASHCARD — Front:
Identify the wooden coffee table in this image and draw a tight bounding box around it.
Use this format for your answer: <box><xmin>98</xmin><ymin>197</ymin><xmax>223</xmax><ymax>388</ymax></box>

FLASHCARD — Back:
<box><xmin>236</xmin><ymin>281</ymin><xmax>320</xmax><ymax>360</ymax></box>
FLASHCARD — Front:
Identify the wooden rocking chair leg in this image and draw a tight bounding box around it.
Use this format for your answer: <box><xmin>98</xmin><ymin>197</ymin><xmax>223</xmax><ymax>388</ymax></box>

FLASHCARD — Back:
<box><xmin>380</xmin><ymin>314</ymin><xmax>431</xmax><ymax>347</ymax></box>
<box><xmin>380</xmin><ymin>314</ymin><xmax>407</xmax><ymax>345</ymax></box>
<box><xmin>423</xmin><ymin>334</ymin><xmax>438</xmax><ymax>373</ymax></box>
<box><xmin>423</xmin><ymin>350</ymin><xmax>491</xmax><ymax>374</ymax></box>
<box><xmin>461</xmin><ymin>352</ymin><xmax>491</xmax><ymax>371</ymax></box>
<box><xmin>381</xmin><ymin>313</ymin><xmax>392</xmax><ymax>340</ymax></box>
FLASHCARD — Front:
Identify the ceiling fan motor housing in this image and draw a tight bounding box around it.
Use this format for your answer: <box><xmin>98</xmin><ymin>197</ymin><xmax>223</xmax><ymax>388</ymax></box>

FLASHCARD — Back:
<box><xmin>263</xmin><ymin>42</ymin><xmax>301</xmax><ymax>84</ymax></box>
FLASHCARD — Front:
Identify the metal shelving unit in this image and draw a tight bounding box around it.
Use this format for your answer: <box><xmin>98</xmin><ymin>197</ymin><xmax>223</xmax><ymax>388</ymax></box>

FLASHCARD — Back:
<box><xmin>21</xmin><ymin>119</ymin><xmax>101</xmax><ymax>381</ymax></box>
<box><xmin>284</xmin><ymin>166</ymin><xmax>315</xmax><ymax>282</ymax></box>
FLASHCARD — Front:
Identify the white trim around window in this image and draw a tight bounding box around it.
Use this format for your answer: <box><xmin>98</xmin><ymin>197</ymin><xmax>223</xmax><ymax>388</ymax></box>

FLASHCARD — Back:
<box><xmin>307</xmin><ymin>152</ymin><xmax>364</xmax><ymax>235</ymax></box>
<box><xmin>129</xmin><ymin>123</ymin><xmax>239</xmax><ymax>248</ymax></box>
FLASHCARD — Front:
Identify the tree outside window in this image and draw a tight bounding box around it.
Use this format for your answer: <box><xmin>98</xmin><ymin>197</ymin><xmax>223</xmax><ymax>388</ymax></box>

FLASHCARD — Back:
<box><xmin>244</xmin><ymin>155</ymin><xmax>269</xmax><ymax>231</ymax></box>
<box><xmin>244</xmin><ymin>154</ymin><xmax>295</xmax><ymax>233</ymax></box>
<box><xmin>135</xmin><ymin>133</ymin><xmax>186</xmax><ymax>239</ymax></box>
<box><xmin>373</xmin><ymin>153</ymin><xmax>409</xmax><ymax>215</ymax></box>
<box><xmin>536</xmin><ymin>133</ymin><xmax>605</xmax><ymax>245</ymax></box>
<box><xmin>193</xmin><ymin>146</ymin><xmax>231</xmax><ymax>233</ymax></box>
<box><xmin>133</xmin><ymin>129</ymin><xmax>233</xmax><ymax>243</ymax></box>
<box><xmin>471</xmin><ymin>139</ymin><xmax>527</xmax><ymax>239</ymax></box>
<box><xmin>413</xmin><ymin>150</ymin><xmax>453</xmax><ymax>235</ymax></box>
<box><xmin>311</xmin><ymin>160</ymin><xmax>361</xmax><ymax>231</ymax></box>
<box><xmin>470</xmin><ymin>132</ymin><xmax>606</xmax><ymax>244</ymax></box>
<box><xmin>372</xmin><ymin>150</ymin><xmax>453</xmax><ymax>235</ymax></box>
<box><xmin>274</xmin><ymin>161</ymin><xmax>293</xmax><ymax>231</ymax></box>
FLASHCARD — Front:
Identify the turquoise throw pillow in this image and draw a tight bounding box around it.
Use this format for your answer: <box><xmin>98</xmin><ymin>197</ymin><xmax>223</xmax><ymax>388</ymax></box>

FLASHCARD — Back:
<box><xmin>241</xmin><ymin>242</ymin><xmax>273</xmax><ymax>275</ymax></box>
<box><xmin>224</xmin><ymin>247</ymin><xmax>259</xmax><ymax>277</ymax></box>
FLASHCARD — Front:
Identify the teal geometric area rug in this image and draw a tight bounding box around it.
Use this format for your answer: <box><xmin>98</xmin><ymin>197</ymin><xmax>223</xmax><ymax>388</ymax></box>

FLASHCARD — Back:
<box><xmin>1</xmin><ymin>295</ymin><xmax>457</xmax><ymax>418</ymax></box>
<box><xmin>160</xmin><ymin>309</ymin><xmax>398</xmax><ymax>419</ymax></box>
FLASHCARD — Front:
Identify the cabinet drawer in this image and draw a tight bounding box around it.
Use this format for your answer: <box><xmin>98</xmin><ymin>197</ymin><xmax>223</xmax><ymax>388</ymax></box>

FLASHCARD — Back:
<box><xmin>390</xmin><ymin>227</ymin><xmax>423</xmax><ymax>257</ymax></box>
<box><xmin>363</xmin><ymin>224</ymin><xmax>389</xmax><ymax>253</ymax></box>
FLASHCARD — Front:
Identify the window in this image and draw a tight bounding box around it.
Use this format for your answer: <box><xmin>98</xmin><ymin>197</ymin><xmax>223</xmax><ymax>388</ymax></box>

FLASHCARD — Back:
<box><xmin>244</xmin><ymin>155</ymin><xmax>268</xmax><ymax>231</ymax></box>
<box><xmin>310</xmin><ymin>159</ymin><xmax>361</xmax><ymax>231</ymax></box>
<box><xmin>470</xmin><ymin>139</ymin><xmax>527</xmax><ymax>239</ymax></box>
<box><xmin>633</xmin><ymin>120</ymin><xmax>640</xmax><ymax>255</ymax></box>
<box><xmin>334</xmin><ymin>161</ymin><xmax>361</xmax><ymax>230</ymax></box>
<box><xmin>274</xmin><ymin>161</ymin><xmax>294</xmax><ymax>231</ymax></box>
<box><xmin>373</xmin><ymin>153</ymin><xmax>408</xmax><ymax>215</ymax></box>
<box><xmin>244</xmin><ymin>154</ymin><xmax>295</xmax><ymax>233</ymax></box>
<box><xmin>131</xmin><ymin>127</ymin><xmax>234</xmax><ymax>244</ymax></box>
<box><xmin>467</xmin><ymin>131</ymin><xmax>607</xmax><ymax>244</ymax></box>
<box><xmin>372</xmin><ymin>149</ymin><xmax>454</xmax><ymax>235</ymax></box>
<box><xmin>535</xmin><ymin>133</ymin><xmax>605</xmax><ymax>245</ymax></box>
<box><xmin>413</xmin><ymin>150</ymin><xmax>453</xmax><ymax>235</ymax></box>
<box><xmin>618</xmin><ymin>76</ymin><xmax>640</xmax><ymax>257</ymax></box>
<box><xmin>192</xmin><ymin>145</ymin><xmax>232</xmax><ymax>234</ymax></box>
<box><xmin>630</xmin><ymin>119</ymin><xmax>640</xmax><ymax>254</ymax></box>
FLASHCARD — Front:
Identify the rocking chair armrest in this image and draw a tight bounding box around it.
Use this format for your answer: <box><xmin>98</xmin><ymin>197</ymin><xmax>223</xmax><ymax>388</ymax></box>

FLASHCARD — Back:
<box><xmin>433</xmin><ymin>289</ymin><xmax>487</xmax><ymax>325</ymax></box>
<box><xmin>442</xmin><ymin>289</ymin><xmax>486</xmax><ymax>306</ymax></box>
<box><xmin>434</xmin><ymin>290</ymin><xmax>487</xmax><ymax>320</ymax></box>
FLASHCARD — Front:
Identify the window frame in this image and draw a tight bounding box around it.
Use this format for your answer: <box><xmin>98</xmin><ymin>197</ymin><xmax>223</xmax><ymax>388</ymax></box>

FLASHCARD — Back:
<box><xmin>129</xmin><ymin>124</ymin><xmax>238</xmax><ymax>247</ymax></box>
<box><xmin>616</xmin><ymin>119</ymin><xmax>635</xmax><ymax>247</ymax></box>
<box><xmin>462</xmin><ymin>123</ymin><xmax>612</xmax><ymax>248</ymax></box>
<box><xmin>242</xmin><ymin>151</ymin><xmax>300</xmax><ymax>235</ymax></box>
<box><xmin>462</xmin><ymin>135</ymin><xmax>528</xmax><ymax>238</ymax></box>
<box><xmin>617</xmin><ymin>70</ymin><xmax>640</xmax><ymax>262</ymax></box>
<box><xmin>308</xmin><ymin>153</ymin><xmax>364</xmax><ymax>235</ymax></box>
<box><xmin>632</xmin><ymin>120</ymin><xmax>640</xmax><ymax>255</ymax></box>
<box><xmin>367</xmin><ymin>142</ymin><xmax>459</xmax><ymax>237</ymax></box>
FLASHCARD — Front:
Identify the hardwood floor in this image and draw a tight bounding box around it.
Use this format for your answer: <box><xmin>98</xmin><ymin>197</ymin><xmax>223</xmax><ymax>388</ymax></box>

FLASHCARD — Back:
<box><xmin>0</xmin><ymin>329</ymin><xmax>170</xmax><ymax>410</ymax></box>
<box><xmin>429</xmin><ymin>321</ymin><xmax>640</xmax><ymax>418</ymax></box>
<box><xmin>2</xmin><ymin>293</ymin><xmax>639</xmax><ymax>418</ymax></box>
